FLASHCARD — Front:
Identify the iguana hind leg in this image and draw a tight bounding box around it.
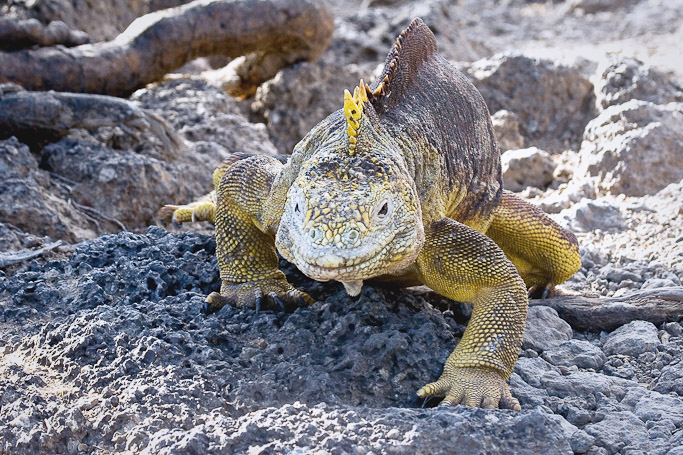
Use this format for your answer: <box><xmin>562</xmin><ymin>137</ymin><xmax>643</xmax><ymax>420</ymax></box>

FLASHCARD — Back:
<box><xmin>485</xmin><ymin>191</ymin><xmax>581</xmax><ymax>294</ymax></box>
<box><xmin>415</xmin><ymin>218</ymin><xmax>528</xmax><ymax>409</ymax></box>
<box><xmin>206</xmin><ymin>155</ymin><xmax>312</xmax><ymax>313</ymax></box>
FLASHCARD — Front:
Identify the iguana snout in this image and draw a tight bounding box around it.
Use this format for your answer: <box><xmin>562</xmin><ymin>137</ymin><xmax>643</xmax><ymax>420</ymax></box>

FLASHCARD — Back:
<box><xmin>276</xmin><ymin>153</ymin><xmax>424</xmax><ymax>292</ymax></box>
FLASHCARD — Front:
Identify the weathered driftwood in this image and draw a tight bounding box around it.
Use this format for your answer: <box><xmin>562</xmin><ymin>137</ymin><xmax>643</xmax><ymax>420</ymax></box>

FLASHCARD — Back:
<box><xmin>0</xmin><ymin>88</ymin><xmax>183</xmax><ymax>157</ymax></box>
<box><xmin>530</xmin><ymin>287</ymin><xmax>683</xmax><ymax>331</ymax></box>
<box><xmin>0</xmin><ymin>18</ymin><xmax>90</xmax><ymax>51</ymax></box>
<box><xmin>0</xmin><ymin>241</ymin><xmax>62</xmax><ymax>268</ymax></box>
<box><xmin>0</xmin><ymin>0</ymin><xmax>334</xmax><ymax>97</ymax></box>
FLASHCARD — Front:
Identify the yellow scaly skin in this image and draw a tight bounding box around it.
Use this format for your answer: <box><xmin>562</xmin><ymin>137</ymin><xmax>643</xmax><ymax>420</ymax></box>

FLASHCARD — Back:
<box><xmin>161</xmin><ymin>19</ymin><xmax>581</xmax><ymax>410</ymax></box>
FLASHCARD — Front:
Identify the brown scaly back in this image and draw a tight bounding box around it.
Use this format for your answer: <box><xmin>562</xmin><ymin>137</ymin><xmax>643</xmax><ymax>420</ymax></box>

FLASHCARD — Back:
<box><xmin>341</xmin><ymin>19</ymin><xmax>438</xmax><ymax>154</ymax></box>
<box><xmin>368</xmin><ymin>18</ymin><xmax>439</xmax><ymax>113</ymax></box>
<box><xmin>361</xmin><ymin>17</ymin><xmax>501</xmax><ymax>226</ymax></box>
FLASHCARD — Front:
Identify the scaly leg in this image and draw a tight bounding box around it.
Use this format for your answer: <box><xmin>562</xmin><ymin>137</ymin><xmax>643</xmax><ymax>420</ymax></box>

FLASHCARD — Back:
<box><xmin>205</xmin><ymin>155</ymin><xmax>313</xmax><ymax>313</ymax></box>
<box><xmin>486</xmin><ymin>191</ymin><xmax>581</xmax><ymax>295</ymax></box>
<box><xmin>158</xmin><ymin>154</ymin><xmax>253</xmax><ymax>225</ymax></box>
<box><xmin>415</xmin><ymin>218</ymin><xmax>528</xmax><ymax>409</ymax></box>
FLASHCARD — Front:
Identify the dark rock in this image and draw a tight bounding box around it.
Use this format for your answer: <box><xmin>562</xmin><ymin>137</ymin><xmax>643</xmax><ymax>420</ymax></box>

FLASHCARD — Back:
<box><xmin>40</xmin><ymin>137</ymin><xmax>221</xmax><ymax>234</ymax></box>
<box><xmin>583</xmin><ymin>411</ymin><xmax>649</xmax><ymax>455</ymax></box>
<box><xmin>542</xmin><ymin>340</ymin><xmax>607</xmax><ymax>370</ymax></box>
<box><xmin>654</xmin><ymin>360</ymin><xmax>683</xmax><ymax>396</ymax></box>
<box><xmin>523</xmin><ymin>306</ymin><xmax>573</xmax><ymax>352</ymax></box>
<box><xmin>602</xmin><ymin>321</ymin><xmax>661</xmax><ymax>357</ymax></box>
<box><xmin>464</xmin><ymin>53</ymin><xmax>595</xmax><ymax>152</ymax></box>
<box><xmin>0</xmin><ymin>138</ymin><xmax>100</xmax><ymax>243</ymax></box>
<box><xmin>501</xmin><ymin>147</ymin><xmax>555</xmax><ymax>192</ymax></box>
<box><xmin>491</xmin><ymin>110</ymin><xmax>525</xmax><ymax>152</ymax></box>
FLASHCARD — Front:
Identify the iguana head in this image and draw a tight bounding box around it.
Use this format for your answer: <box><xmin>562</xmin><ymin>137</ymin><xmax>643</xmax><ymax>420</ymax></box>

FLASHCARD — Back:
<box><xmin>276</xmin><ymin>81</ymin><xmax>425</xmax><ymax>296</ymax></box>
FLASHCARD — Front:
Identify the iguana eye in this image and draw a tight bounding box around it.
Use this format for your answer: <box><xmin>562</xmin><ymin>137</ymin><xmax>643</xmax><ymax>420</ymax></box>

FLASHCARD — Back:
<box><xmin>372</xmin><ymin>198</ymin><xmax>393</xmax><ymax>224</ymax></box>
<box><xmin>378</xmin><ymin>202</ymin><xmax>388</xmax><ymax>216</ymax></box>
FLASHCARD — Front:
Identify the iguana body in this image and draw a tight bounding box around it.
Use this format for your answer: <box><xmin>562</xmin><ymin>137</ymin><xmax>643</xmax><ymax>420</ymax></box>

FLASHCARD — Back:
<box><xmin>162</xmin><ymin>19</ymin><xmax>581</xmax><ymax>409</ymax></box>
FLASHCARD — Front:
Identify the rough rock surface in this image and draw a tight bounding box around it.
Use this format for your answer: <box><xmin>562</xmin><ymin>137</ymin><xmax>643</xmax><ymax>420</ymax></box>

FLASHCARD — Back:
<box><xmin>463</xmin><ymin>53</ymin><xmax>595</xmax><ymax>152</ymax></box>
<box><xmin>0</xmin><ymin>137</ymin><xmax>102</xmax><ymax>243</ymax></box>
<box><xmin>252</xmin><ymin>61</ymin><xmax>373</xmax><ymax>154</ymax></box>
<box><xmin>602</xmin><ymin>321</ymin><xmax>661</xmax><ymax>357</ymax></box>
<box><xmin>1</xmin><ymin>229</ymin><xmax>682</xmax><ymax>454</ymax></box>
<box><xmin>522</xmin><ymin>306</ymin><xmax>573</xmax><ymax>352</ymax></box>
<box><xmin>501</xmin><ymin>147</ymin><xmax>555</xmax><ymax>192</ymax></box>
<box><xmin>2</xmin><ymin>0</ymin><xmax>683</xmax><ymax>454</ymax></box>
<box><xmin>577</xmin><ymin>100</ymin><xmax>683</xmax><ymax>197</ymax></box>
<box><xmin>594</xmin><ymin>55</ymin><xmax>683</xmax><ymax>111</ymax></box>
<box><xmin>491</xmin><ymin>110</ymin><xmax>525</xmax><ymax>152</ymax></box>
<box><xmin>1</xmin><ymin>0</ymin><xmax>190</xmax><ymax>41</ymax></box>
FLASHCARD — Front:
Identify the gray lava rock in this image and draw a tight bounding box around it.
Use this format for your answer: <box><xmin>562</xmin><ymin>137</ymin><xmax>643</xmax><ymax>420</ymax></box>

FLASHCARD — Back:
<box><xmin>594</xmin><ymin>55</ymin><xmax>683</xmax><ymax>111</ymax></box>
<box><xmin>583</xmin><ymin>411</ymin><xmax>649</xmax><ymax>455</ymax></box>
<box><xmin>501</xmin><ymin>147</ymin><xmax>555</xmax><ymax>192</ymax></box>
<box><xmin>523</xmin><ymin>306</ymin><xmax>573</xmax><ymax>352</ymax></box>
<box><xmin>577</xmin><ymin>100</ymin><xmax>683</xmax><ymax>196</ymax></box>
<box><xmin>491</xmin><ymin>110</ymin><xmax>525</xmax><ymax>152</ymax></box>
<box><xmin>132</xmin><ymin>78</ymin><xmax>278</xmax><ymax>158</ymax></box>
<box><xmin>654</xmin><ymin>360</ymin><xmax>683</xmax><ymax>396</ymax></box>
<box><xmin>540</xmin><ymin>370</ymin><xmax>637</xmax><ymax>400</ymax></box>
<box><xmin>557</xmin><ymin>198</ymin><xmax>626</xmax><ymax>233</ymax></box>
<box><xmin>602</xmin><ymin>321</ymin><xmax>661</xmax><ymax>357</ymax></box>
<box><xmin>252</xmin><ymin>60</ymin><xmax>372</xmax><ymax>155</ymax></box>
<box><xmin>542</xmin><ymin>339</ymin><xmax>607</xmax><ymax>370</ymax></box>
<box><xmin>0</xmin><ymin>137</ymin><xmax>100</xmax><ymax>243</ymax></box>
<box><xmin>631</xmin><ymin>390</ymin><xmax>683</xmax><ymax>427</ymax></box>
<box><xmin>464</xmin><ymin>53</ymin><xmax>595</xmax><ymax>151</ymax></box>
<box><xmin>40</xmin><ymin>136</ymin><xmax>223</xmax><ymax>235</ymax></box>
<box><xmin>142</xmin><ymin>404</ymin><xmax>576</xmax><ymax>455</ymax></box>
<box><xmin>514</xmin><ymin>356</ymin><xmax>562</xmax><ymax>389</ymax></box>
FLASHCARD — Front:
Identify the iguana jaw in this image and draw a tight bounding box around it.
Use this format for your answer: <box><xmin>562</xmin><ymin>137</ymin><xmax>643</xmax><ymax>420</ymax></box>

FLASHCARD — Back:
<box><xmin>280</xmin><ymin>230</ymin><xmax>420</xmax><ymax>284</ymax></box>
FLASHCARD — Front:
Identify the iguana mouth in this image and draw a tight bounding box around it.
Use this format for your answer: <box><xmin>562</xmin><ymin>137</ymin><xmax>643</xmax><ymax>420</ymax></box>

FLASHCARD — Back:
<box><xmin>288</xmin><ymin>237</ymin><xmax>397</xmax><ymax>282</ymax></box>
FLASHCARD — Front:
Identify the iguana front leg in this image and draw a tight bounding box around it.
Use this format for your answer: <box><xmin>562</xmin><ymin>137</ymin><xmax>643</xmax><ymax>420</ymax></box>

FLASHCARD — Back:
<box><xmin>158</xmin><ymin>155</ymin><xmax>249</xmax><ymax>225</ymax></box>
<box><xmin>205</xmin><ymin>155</ymin><xmax>312</xmax><ymax>313</ymax></box>
<box><xmin>415</xmin><ymin>218</ymin><xmax>528</xmax><ymax>409</ymax></box>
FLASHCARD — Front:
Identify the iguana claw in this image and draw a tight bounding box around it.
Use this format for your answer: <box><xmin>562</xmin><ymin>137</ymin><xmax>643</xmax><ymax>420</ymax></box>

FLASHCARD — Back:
<box><xmin>205</xmin><ymin>279</ymin><xmax>314</xmax><ymax>314</ymax></box>
<box><xmin>417</xmin><ymin>366</ymin><xmax>521</xmax><ymax>410</ymax></box>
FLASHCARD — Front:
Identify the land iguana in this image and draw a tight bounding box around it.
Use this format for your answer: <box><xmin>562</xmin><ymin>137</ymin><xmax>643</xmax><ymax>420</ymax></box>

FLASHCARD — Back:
<box><xmin>160</xmin><ymin>18</ymin><xmax>581</xmax><ymax>409</ymax></box>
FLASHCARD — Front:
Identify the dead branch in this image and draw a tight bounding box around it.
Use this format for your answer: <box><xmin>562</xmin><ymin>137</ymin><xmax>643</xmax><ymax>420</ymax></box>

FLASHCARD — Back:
<box><xmin>0</xmin><ymin>241</ymin><xmax>62</xmax><ymax>268</ymax></box>
<box><xmin>530</xmin><ymin>287</ymin><xmax>683</xmax><ymax>331</ymax></box>
<box><xmin>0</xmin><ymin>0</ymin><xmax>334</xmax><ymax>97</ymax></box>
<box><xmin>0</xmin><ymin>18</ymin><xmax>89</xmax><ymax>51</ymax></box>
<box><xmin>0</xmin><ymin>88</ymin><xmax>184</xmax><ymax>158</ymax></box>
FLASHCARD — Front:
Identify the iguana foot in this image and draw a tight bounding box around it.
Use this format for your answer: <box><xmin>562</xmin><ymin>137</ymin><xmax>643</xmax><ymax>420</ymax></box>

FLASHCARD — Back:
<box><xmin>528</xmin><ymin>282</ymin><xmax>556</xmax><ymax>299</ymax></box>
<box><xmin>417</xmin><ymin>366</ymin><xmax>521</xmax><ymax>410</ymax></box>
<box><xmin>204</xmin><ymin>279</ymin><xmax>314</xmax><ymax>314</ymax></box>
<box><xmin>158</xmin><ymin>193</ymin><xmax>216</xmax><ymax>225</ymax></box>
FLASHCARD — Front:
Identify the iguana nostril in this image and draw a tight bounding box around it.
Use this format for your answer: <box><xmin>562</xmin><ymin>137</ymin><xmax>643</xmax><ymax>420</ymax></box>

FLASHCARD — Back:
<box><xmin>345</xmin><ymin>229</ymin><xmax>359</xmax><ymax>243</ymax></box>
<box><xmin>309</xmin><ymin>227</ymin><xmax>322</xmax><ymax>242</ymax></box>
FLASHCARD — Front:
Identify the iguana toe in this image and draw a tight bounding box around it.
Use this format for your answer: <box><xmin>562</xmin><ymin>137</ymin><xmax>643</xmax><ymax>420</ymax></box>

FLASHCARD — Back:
<box><xmin>418</xmin><ymin>366</ymin><xmax>520</xmax><ymax>410</ymax></box>
<box><xmin>205</xmin><ymin>279</ymin><xmax>314</xmax><ymax>314</ymax></box>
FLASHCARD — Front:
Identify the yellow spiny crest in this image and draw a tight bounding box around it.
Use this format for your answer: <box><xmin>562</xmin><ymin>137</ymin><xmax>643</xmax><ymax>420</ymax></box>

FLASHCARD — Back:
<box><xmin>343</xmin><ymin>79</ymin><xmax>369</xmax><ymax>154</ymax></box>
